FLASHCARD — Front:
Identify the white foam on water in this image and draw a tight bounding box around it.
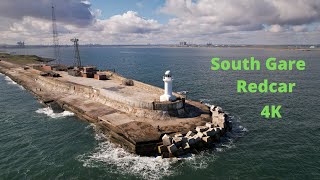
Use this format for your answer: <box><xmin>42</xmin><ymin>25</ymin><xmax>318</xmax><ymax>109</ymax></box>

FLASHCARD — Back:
<box><xmin>199</xmin><ymin>98</ymin><xmax>211</xmax><ymax>103</ymax></box>
<box><xmin>85</xmin><ymin>123</ymin><xmax>96</xmax><ymax>130</ymax></box>
<box><xmin>35</xmin><ymin>107</ymin><xmax>74</xmax><ymax>119</ymax></box>
<box><xmin>80</xmin><ymin>132</ymin><xmax>177</xmax><ymax>180</ymax></box>
<box><xmin>78</xmin><ymin>112</ymin><xmax>248</xmax><ymax>179</ymax></box>
<box><xmin>120</xmin><ymin>51</ymin><xmax>138</xmax><ymax>54</ymax></box>
<box><xmin>79</xmin><ymin>130</ymin><xmax>242</xmax><ymax>179</ymax></box>
<box><xmin>5</xmin><ymin>76</ymin><xmax>17</xmax><ymax>85</ymax></box>
<box><xmin>4</xmin><ymin>75</ymin><xmax>25</xmax><ymax>90</ymax></box>
<box><xmin>238</xmin><ymin>125</ymin><xmax>249</xmax><ymax>132</ymax></box>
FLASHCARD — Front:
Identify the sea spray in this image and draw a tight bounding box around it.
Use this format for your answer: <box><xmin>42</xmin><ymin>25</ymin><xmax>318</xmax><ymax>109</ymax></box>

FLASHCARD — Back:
<box><xmin>36</xmin><ymin>107</ymin><xmax>74</xmax><ymax>119</ymax></box>
<box><xmin>79</xmin><ymin>131</ymin><xmax>177</xmax><ymax>180</ymax></box>
<box><xmin>78</xmin><ymin>121</ymin><xmax>247</xmax><ymax>180</ymax></box>
<box><xmin>5</xmin><ymin>76</ymin><xmax>17</xmax><ymax>85</ymax></box>
<box><xmin>4</xmin><ymin>75</ymin><xmax>25</xmax><ymax>90</ymax></box>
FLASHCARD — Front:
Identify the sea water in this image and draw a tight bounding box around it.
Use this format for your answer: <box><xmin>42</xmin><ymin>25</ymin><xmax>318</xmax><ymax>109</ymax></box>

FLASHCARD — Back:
<box><xmin>0</xmin><ymin>47</ymin><xmax>319</xmax><ymax>179</ymax></box>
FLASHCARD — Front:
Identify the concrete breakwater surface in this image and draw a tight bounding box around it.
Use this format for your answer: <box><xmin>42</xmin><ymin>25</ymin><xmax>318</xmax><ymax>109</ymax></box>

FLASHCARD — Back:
<box><xmin>0</xmin><ymin>59</ymin><xmax>232</xmax><ymax>159</ymax></box>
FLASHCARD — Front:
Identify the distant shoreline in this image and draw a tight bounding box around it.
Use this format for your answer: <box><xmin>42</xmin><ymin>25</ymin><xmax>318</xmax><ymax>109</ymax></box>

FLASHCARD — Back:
<box><xmin>1</xmin><ymin>45</ymin><xmax>319</xmax><ymax>51</ymax></box>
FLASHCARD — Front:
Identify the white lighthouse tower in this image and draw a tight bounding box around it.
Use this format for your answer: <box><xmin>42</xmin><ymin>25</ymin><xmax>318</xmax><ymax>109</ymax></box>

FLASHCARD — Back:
<box><xmin>160</xmin><ymin>70</ymin><xmax>176</xmax><ymax>102</ymax></box>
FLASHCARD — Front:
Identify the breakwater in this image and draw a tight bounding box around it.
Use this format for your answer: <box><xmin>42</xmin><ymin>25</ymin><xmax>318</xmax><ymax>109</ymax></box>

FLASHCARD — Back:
<box><xmin>0</xmin><ymin>59</ymin><xmax>232</xmax><ymax>157</ymax></box>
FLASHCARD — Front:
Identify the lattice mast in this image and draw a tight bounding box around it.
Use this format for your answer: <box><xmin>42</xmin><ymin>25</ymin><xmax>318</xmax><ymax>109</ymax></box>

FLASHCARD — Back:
<box><xmin>70</xmin><ymin>38</ymin><xmax>82</xmax><ymax>67</ymax></box>
<box><xmin>51</xmin><ymin>4</ymin><xmax>61</xmax><ymax>64</ymax></box>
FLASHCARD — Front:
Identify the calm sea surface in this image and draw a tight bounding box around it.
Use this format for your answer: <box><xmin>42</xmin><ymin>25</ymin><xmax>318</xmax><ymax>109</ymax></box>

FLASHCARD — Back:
<box><xmin>0</xmin><ymin>47</ymin><xmax>319</xmax><ymax>179</ymax></box>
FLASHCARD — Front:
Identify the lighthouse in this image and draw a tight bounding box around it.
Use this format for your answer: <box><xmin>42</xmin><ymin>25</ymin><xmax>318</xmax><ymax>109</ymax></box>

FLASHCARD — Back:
<box><xmin>160</xmin><ymin>70</ymin><xmax>176</xmax><ymax>102</ymax></box>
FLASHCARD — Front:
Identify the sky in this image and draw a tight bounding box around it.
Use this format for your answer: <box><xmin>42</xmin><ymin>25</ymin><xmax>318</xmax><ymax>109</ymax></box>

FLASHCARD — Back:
<box><xmin>0</xmin><ymin>0</ymin><xmax>319</xmax><ymax>45</ymax></box>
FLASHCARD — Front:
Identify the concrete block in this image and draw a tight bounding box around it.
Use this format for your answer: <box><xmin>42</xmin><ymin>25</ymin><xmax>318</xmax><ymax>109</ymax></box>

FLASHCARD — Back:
<box><xmin>187</xmin><ymin>137</ymin><xmax>196</xmax><ymax>145</ymax></box>
<box><xmin>167</xmin><ymin>144</ymin><xmax>178</xmax><ymax>154</ymax></box>
<box><xmin>214</xmin><ymin>133</ymin><xmax>221</xmax><ymax>141</ymax></box>
<box><xmin>182</xmin><ymin>142</ymin><xmax>190</xmax><ymax>150</ymax></box>
<box><xmin>216</xmin><ymin>106</ymin><xmax>223</xmax><ymax>113</ymax></box>
<box><xmin>182</xmin><ymin>137</ymin><xmax>188</xmax><ymax>143</ymax></box>
<box><xmin>94</xmin><ymin>74</ymin><xmax>107</xmax><ymax>80</ymax></box>
<box><xmin>224</xmin><ymin>113</ymin><xmax>229</xmax><ymax>119</ymax></box>
<box><xmin>193</xmin><ymin>135</ymin><xmax>202</xmax><ymax>143</ymax></box>
<box><xmin>227</xmin><ymin>120</ymin><xmax>233</xmax><ymax>130</ymax></box>
<box><xmin>217</xmin><ymin>127</ymin><xmax>224</xmax><ymax>134</ymax></box>
<box><xmin>196</xmin><ymin>132</ymin><xmax>204</xmax><ymax>138</ymax></box>
<box><xmin>162</xmin><ymin>134</ymin><xmax>172</xmax><ymax>146</ymax></box>
<box><xmin>202</xmin><ymin>136</ymin><xmax>212</xmax><ymax>143</ymax></box>
<box><xmin>186</xmin><ymin>130</ymin><xmax>195</xmax><ymax>137</ymax></box>
<box><xmin>210</xmin><ymin>105</ymin><xmax>216</xmax><ymax>112</ymax></box>
<box><xmin>212</xmin><ymin>114</ymin><xmax>225</xmax><ymax>128</ymax></box>
<box><xmin>196</xmin><ymin>126</ymin><xmax>209</xmax><ymax>132</ymax></box>
<box><xmin>161</xmin><ymin>152</ymin><xmax>170</xmax><ymax>158</ymax></box>
<box><xmin>175</xmin><ymin>148</ymin><xmax>185</xmax><ymax>157</ymax></box>
<box><xmin>205</xmin><ymin>122</ymin><xmax>213</xmax><ymax>128</ymax></box>
<box><xmin>218</xmin><ymin>113</ymin><xmax>225</xmax><ymax>121</ymax></box>
<box><xmin>172</xmin><ymin>137</ymin><xmax>183</xmax><ymax>147</ymax></box>
<box><xmin>220</xmin><ymin>125</ymin><xmax>226</xmax><ymax>134</ymax></box>
<box><xmin>203</xmin><ymin>128</ymin><xmax>216</xmax><ymax>137</ymax></box>
<box><xmin>213</xmin><ymin>128</ymin><xmax>221</xmax><ymax>135</ymax></box>
<box><xmin>212</xmin><ymin>110</ymin><xmax>219</xmax><ymax>116</ymax></box>
<box><xmin>158</xmin><ymin>145</ymin><xmax>168</xmax><ymax>154</ymax></box>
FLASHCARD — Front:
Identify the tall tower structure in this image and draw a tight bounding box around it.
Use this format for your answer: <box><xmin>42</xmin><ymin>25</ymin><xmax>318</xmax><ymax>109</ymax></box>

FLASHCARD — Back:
<box><xmin>160</xmin><ymin>70</ymin><xmax>176</xmax><ymax>102</ymax></box>
<box><xmin>51</xmin><ymin>4</ymin><xmax>61</xmax><ymax>64</ymax></box>
<box><xmin>70</xmin><ymin>38</ymin><xmax>82</xmax><ymax>67</ymax></box>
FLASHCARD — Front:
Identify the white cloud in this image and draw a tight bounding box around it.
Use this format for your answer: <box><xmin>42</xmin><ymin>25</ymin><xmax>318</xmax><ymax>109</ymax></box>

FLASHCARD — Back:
<box><xmin>268</xmin><ymin>24</ymin><xmax>284</xmax><ymax>33</ymax></box>
<box><xmin>92</xmin><ymin>9</ymin><xmax>103</xmax><ymax>18</ymax></box>
<box><xmin>156</xmin><ymin>0</ymin><xmax>320</xmax><ymax>44</ymax></box>
<box><xmin>99</xmin><ymin>11</ymin><xmax>161</xmax><ymax>34</ymax></box>
<box><xmin>0</xmin><ymin>0</ymin><xmax>94</xmax><ymax>27</ymax></box>
<box><xmin>9</xmin><ymin>17</ymin><xmax>52</xmax><ymax>35</ymax></box>
<box><xmin>1</xmin><ymin>0</ymin><xmax>320</xmax><ymax>45</ymax></box>
<box><xmin>1</xmin><ymin>11</ymin><xmax>162</xmax><ymax>45</ymax></box>
<box><xmin>160</xmin><ymin>0</ymin><xmax>320</xmax><ymax>33</ymax></box>
<box><xmin>292</xmin><ymin>25</ymin><xmax>308</xmax><ymax>32</ymax></box>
